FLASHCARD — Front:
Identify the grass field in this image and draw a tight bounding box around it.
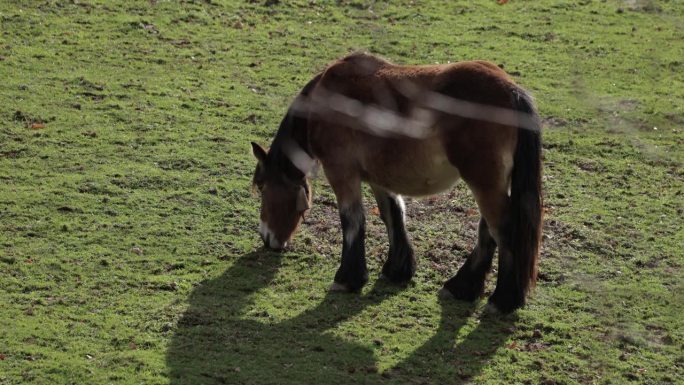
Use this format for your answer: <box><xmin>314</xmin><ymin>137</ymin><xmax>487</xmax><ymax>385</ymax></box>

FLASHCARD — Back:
<box><xmin>1</xmin><ymin>1</ymin><xmax>682</xmax><ymax>384</ymax></box>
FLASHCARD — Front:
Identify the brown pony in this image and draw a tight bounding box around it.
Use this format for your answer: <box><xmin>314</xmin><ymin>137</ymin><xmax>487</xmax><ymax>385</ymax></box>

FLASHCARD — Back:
<box><xmin>251</xmin><ymin>53</ymin><xmax>542</xmax><ymax>313</ymax></box>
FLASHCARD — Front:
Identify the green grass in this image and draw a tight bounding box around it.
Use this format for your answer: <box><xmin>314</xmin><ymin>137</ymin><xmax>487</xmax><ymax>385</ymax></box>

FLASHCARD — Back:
<box><xmin>1</xmin><ymin>1</ymin><xmax>682</xmax><ymax>384</ymax></box>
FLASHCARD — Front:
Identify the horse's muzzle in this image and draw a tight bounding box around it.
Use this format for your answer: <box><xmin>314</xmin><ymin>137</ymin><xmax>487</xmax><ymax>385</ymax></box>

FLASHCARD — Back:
<box><xmin>259</xmin><ymin>220</ymin><xmax>288</xmax><ymax>250</ymax></box>
<box><xmin>260</xmin><ymin>231</ymin><xmax>286</xmax><ymax>251</ymax></box>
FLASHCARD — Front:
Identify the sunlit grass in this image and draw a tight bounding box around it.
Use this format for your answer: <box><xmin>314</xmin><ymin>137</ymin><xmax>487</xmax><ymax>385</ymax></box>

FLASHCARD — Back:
<box><xmin>1</xmin><ymin>1</ymin><xmax>682</xmax><ymax>384</ymax></box>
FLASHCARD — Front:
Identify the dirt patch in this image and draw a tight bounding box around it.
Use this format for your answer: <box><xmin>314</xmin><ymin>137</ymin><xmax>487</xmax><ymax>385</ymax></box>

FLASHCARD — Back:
<box><xmin>543</xmin><ymin>116</ymin><xmax>568</xmax><ymax>129</ymax></box>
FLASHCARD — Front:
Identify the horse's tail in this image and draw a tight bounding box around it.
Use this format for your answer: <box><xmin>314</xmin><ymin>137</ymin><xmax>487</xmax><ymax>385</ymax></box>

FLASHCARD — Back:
<box><xmin>508</xmin><ymin>88</ymin><xmax>543</xmax><ymax>303</ymax></box>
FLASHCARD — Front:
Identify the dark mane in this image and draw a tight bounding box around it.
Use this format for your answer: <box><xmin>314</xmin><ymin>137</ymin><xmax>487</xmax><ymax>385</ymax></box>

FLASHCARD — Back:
<box><xmin>266</xmin><ymin>73</ymin><xmax>322</xmax><ymax>181</ymax></box>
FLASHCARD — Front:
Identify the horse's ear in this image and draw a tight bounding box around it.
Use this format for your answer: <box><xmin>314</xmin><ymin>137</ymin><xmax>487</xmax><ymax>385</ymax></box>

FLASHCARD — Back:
<box><xmin>251</xmin><ymin>142</ymin><xmax>267</xmax><ymax>163</ymax></box>
<box><xmin>296</xmin><ymin>186</ymin><xmax>310</xmax><ymax>212</ymax></box>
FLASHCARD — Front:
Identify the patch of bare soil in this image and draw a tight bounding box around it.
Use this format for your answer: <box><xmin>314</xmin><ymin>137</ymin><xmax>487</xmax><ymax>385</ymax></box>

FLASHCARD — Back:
<box><xmin>299</xmin><ymin>181</ymin><xmax>581</xmax><ymax>288</ymax></box>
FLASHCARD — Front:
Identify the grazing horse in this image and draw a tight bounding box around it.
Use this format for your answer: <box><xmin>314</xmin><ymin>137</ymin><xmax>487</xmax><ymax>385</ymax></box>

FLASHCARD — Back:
<box><xmin>251</xmin><ymin>53</ymin><xmax>542</xmax><ymax>313</ymax></box>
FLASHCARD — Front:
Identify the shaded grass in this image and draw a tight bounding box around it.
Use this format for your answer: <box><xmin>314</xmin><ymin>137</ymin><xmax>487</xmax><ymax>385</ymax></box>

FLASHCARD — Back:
<box><xmin>1</xmin><ymin>1</ymin><xmax>682</xmax><ymax>384</ymax></box>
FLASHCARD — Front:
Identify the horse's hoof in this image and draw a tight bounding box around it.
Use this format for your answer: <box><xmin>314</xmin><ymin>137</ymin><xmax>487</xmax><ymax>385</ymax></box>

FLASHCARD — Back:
<box><xmin>438</xmin><ymin>287</ymin><xmax>455</xmax><ymax>300</ymax></box>
<box><xmin>483</xmin><ymin>302</ymin><xmax>501</xmax><ymax>315</ymax></box>
<box><xmin>381</xmin><ymin>261</ymin><xmax>416</xmax><ymax>284</ymax></box>
<box><xmin>441</xmin><ymin>282</ymin><xmax>483</xmax><ymax>302</ymax></box>
<box><xmin>329</xmin><ymin>282</ymin><xmax>350</xmax><ymax>292</ymax></box>
<box><xmin>379</xmin><ymin>273</ymin><xmax>410</xmax><ymax>286</ymax></box>
<box><xmin>487</xmin><ymin>290</ymin><xmax>524</xmax><ymax>314</ymax></box>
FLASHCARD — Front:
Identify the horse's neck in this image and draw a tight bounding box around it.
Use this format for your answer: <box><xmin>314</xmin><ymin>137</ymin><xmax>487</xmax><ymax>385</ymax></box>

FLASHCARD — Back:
<box><xmin>269</xmin><ymin>73</ymin><xmax>322</xmax><ymax>177</ymax></box>
<box><xmin>270</xmin><ymin>108</ymin><xmax>315</xmax><ymax>178</ymax></box>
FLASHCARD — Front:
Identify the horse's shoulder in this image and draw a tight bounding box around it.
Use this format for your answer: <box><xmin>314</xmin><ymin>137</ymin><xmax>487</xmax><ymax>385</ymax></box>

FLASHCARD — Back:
<box><xmin>445</xmin><ymin>60</ymin><xmax>512</xmax><ymax>81</ymax></box>
<box><xmin>341</xmin><ymin>52</ymin><xmax>390</xmax><ymax>68</ymax></box>
<box><xmin>323</xmin><ymin>52</ymin><xmax>390</xmax><ymax>79</ymax></box>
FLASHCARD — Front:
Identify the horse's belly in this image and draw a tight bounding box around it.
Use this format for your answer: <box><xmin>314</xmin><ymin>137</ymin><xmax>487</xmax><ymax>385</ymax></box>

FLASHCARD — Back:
<box><xmin>362</xmin><ymin>141</ymin><xmax>461</xmax><ymax>197</ymax></box>
<box><xmin>387</xmin><ymin>163</ymin><xmax>460</xmax><ymax>197</ymax></box>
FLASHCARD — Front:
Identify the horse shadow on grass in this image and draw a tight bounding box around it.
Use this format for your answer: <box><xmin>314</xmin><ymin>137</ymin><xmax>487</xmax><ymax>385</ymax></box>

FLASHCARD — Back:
<box><xmin>166</xmin><ymin>251</ymin><xmax>516</xmax><ymax>385</ymax></box>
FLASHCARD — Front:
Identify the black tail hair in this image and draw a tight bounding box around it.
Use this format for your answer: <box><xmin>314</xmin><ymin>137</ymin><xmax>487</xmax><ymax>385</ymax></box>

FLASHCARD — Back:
<box><xmin>509</xmin><ymin>88</ymin><xmax>543</xmax><ymax>301</ymax></box>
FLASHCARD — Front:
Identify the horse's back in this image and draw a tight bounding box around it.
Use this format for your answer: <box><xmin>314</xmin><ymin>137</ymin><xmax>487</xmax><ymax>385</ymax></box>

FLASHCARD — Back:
<box><xmin>308</xmin><ymin>54</ymin><xmax>520</xmax><ymax>197</ymax></box>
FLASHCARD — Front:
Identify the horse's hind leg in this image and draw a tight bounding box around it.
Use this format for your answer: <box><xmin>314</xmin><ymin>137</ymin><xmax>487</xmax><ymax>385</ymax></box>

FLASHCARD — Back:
<box><xmin>371</xmin><ymin>185</ymin><xmax>416</xmax><ymax>283</ymax></box>
<box><xmin>445</xmin><ymin>185</ymin><xmax>526</xmax><ymax>313</ymax></box>
<box><xmin>470</xmin><ymin>188</ymin><xmax>532</xmax><ymax>313</ymax></box>
<box><xmin>442</xmin><ymin>217</ymin><xmax>497</xmax><ymax>301</ymax></box>
<box><xmin>326</xmin><ymin>170</ymin><xmax>369</xmax><ymax>292</ymax></box>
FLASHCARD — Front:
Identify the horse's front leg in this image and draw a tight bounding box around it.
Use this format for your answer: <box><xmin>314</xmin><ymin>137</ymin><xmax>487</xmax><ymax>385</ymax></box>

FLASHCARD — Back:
<box><xmin>327</xmin><ymin>170</ymin><xmax>368</xmax><ymax>292</ymax></box>
<box><xmin>371</xmin><ymin>185</ymin><xmax>416</xmax><ymax>283</ymax></box>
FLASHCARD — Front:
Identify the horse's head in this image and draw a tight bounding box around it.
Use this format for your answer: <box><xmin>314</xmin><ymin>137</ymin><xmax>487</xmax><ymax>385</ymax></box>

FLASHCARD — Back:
<box><xmin>251</xmin><ymin>142</ymin><xmax>311</xmax><ymax>250</ymax></box>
